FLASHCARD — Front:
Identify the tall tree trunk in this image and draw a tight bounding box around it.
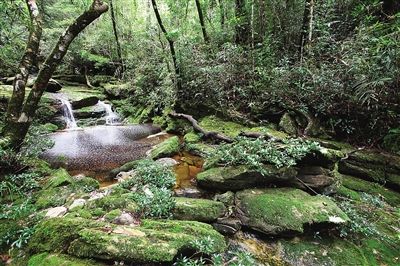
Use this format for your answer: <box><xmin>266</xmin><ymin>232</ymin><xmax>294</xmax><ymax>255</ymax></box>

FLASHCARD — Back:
<box><xmin>5</xmin><ymin>0</ymin><xmax>42</xmax><ymax>137</ymax></box>
<box><xmin>235</xmin><ymin>0</ymin><xmax>250</xmax><ymax>45</ymax></box>
<box><xmin>150</xmin><ymin>0</ymin><xmax>182</xmax><ymax>94</ymax></box>
<box><xmin>218</xmin><ymin>0</ymin><xmax>225</xmax><ymax>27</ymax></box>
<box><xmin>299</xmin><ymin>0</ymin><xmax>314</xmax><ymax>62</ymax></box>
<box><xmin>194</xmin><ymin>0</ymin><xmax>209</xmax><ymax>43</ymax></box>
<box><xmin>3</xmin><ymin>0</ymin><xmax>109</xmax><ymax>150</ymax></box>
<box><xmin>110</xmin><ymin>0</ymin><xmax>124</xmax><ymax>77</ymax></box>
<box><xmin>383</xmin><ymin>0</ymin><xmax>400</xmax><ymax>16</ymax></box>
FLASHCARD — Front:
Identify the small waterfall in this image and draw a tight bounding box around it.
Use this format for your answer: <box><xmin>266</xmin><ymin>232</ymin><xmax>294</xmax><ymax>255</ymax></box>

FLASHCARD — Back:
<box><xmin>60</xmin><ymin>98</ymin><xmax>78</xmax><ymax>129</ymax></box>
<box><xmin>98</xmin><ymin>101</ymin><xmax>121</xmax><ymax>125</ymax></box>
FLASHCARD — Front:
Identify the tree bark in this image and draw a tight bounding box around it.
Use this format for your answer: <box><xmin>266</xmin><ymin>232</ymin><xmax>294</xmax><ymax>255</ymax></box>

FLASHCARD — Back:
<box><xmin>150</xmin><ymin>0</ymin><xmax>182</xmax><ymax>93</ymax></box>
<box><xmin>3</xmin><ymin>0</ymin><xmax>109</xmax><ymax>150</ymax></box>
<box><xmin>110</xmin><ymin>0</ymin><xmax>124</xmax><ymax>76</ymax></box>
<box><xmin>5</xmin><ymin>0</ymin><xmax>42</xmax><ymax>135</ymax></box>
<box><xmin>235</xmin><ymin>0</ymin><xmax>250</xmax><ymax>45</ymax></box>
<box><xmin>299</xmin><ymin>0</ymin><xmax>314</xmax><ymax>62</ymax></box>
<box><xmin>194</xmin><ymin>0</ymin><xmax>209</xmax><ymax>43</ymax></box>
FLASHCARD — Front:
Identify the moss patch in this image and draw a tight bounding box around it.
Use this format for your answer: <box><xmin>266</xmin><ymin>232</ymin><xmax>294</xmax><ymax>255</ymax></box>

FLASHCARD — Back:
<box><xmin>43</xmin><ymin>169</ymin><xmax>74</xmax><ymax>190</ymax></box>
<box><xmin>28</xmin><ymin>252</ymin><xmax>102</xmax><ymax>266</ymax></box>
<box><xmin>150</xmin><ymin>136</ymin><xmax>180</xmax><ymax>159</ymax></box>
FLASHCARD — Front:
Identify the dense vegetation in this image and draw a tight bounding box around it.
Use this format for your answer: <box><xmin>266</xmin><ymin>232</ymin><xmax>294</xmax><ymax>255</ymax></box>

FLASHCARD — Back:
<box><xmin>0</xmin><ymin>0</ymin><xmax>399</xmax><ymax>265</ymax></box>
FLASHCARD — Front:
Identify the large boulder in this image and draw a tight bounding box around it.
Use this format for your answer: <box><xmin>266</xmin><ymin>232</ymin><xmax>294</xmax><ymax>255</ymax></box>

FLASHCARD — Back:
<box><xmin>338</xmin><ymin>150</ymin><xmax>400</xmax><ymax>191</ymax></box>
<box><xmin>73</xmin><ymin>106</ymin><xmax>105</xmax><ymax>119</ymax></box>
<box><xmin>173</xmin><ymin>197</ymin><xmax>226</xmax><ymax>222</ymax></box>
<box><xmin>292</xmin><ymin>166</ymin><xmax>335</xmax><ymax>192</ymax></box>
<box><xmin>150</xmin><ymin>136</ymin><xmax>180</xmax><ymax>159</ymax></box>
<box><xmin>235</xmin><ymin>188</ymin><xmax>349</xmax><ymax>235</ymax></box>
<box><xmin>29</xmin><ymin>217</ymin><xmax>226</xmax><ymax>264</ymax></box>
<box><xmin>197</xmin><ymin>165</ymin><xmax>297</xmax><ymax>191</ymax></box>
<box><xmin>4</xmin><ymin>77</ymin><xmax>62</xmax><ymax>92</ymax></box>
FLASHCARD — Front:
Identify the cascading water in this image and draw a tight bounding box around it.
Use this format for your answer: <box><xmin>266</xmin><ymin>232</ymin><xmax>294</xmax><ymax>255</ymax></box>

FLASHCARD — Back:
<box><xmin>60</xmin><ymin>98</ymin><xmax>78</xmax><ymax>129</ymax></box>
<box><xmin>98</xmin><ymin>100</ymin><xmax>121</xmax><ymax>125</ymax></box>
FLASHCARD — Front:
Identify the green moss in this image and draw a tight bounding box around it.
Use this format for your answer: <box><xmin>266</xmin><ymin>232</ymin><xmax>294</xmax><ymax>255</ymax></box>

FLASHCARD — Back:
<box><xmin>34</xmin><ymin>186</ymin><xmax>75</xmax><ymax>209</ymax></box>
<box><xmin>104</xmin><ymin>209</ymin><xmax>122</xmax><ymax>222</ymax></box>
<box><xmin>62</xmin><ymin>85</ymin><xmax>104</xmax><ymax>101</ymax></box>
<box><xmin>126</xmin><ymin>106</ymin><xmax>153</xmax><ymax>124</ymax></box>
<box><xmin>185</xmin><ymin>142</ymin><xmax>216</xmax><ymax>157</ymax></box>
<box><xmin>278</xmin><ymin>113</ymin><xmax>298</xmax><ymax>135</ymax></box>
<box><xmin>199</xmin><ymin>115</ymin><xmax>251</xmax><ymax>138</ymax></box>
<box><xmin>87</xmin><ymin>194</ymin><xmax>134</xmax><ymax>211</ymax></box>
<box><xmin>183</xmin><ymin>132</ymin><xmax>201</xmax><ymax>144</ymax></box>
<box><xmin>236</xmin><ymin>188</ymin><xmax>349</xmax><ymax>235</ymax></box>
<box><xmin>0</xmin><ymin>220</ymin><xmax>22</xmax><ymax>253</ymax></box>
<box><xmin>28</xmin><ymin>218</ymin><xmax>103</xmax><ymax>254</ymax></box>
<box><xmin>30</xmin><ymin>218</ymin><xmax>227</xmax><ymax>263</ymax></box>
<box><xmin>28</xmin><ymin>253</ymin><xmax>102</xmax><ymax>266</ymax></box>
<box><xmin>150</xmin><ymin>136</ymin><xmax>180</xmax><ymax>159</ymax></box>
<box><xmin>42</xmin><ymin>123</ymin><xmax>59</xmax><ymax>133</ymax></box>
<box><xmin>341</xmin><ymin>174</ymin><xmax>400</xmax><ymax>206</ymax></box>
<box><xmin>66</xmin><ymin>209</ymin><xmax>93</xmax><ymax>219</ymax></box>
<box><xmin>74</xmin><ymin>177</ymin><xmax>99</xmax><ymax>192</ymax></box>
<box><xmin>336</xmin><ymin>185</ymin><xmax>361</xmax><ymax>201</ymax></box>
<box><xmin>43</xmin><ymin>168</ymin><xmax>74</xmax><ymax>190</ymax></box>
<box><xmin>173</xmin><ymin>197</ymin><xmax>226</xmax><ymax>222</ymax></box>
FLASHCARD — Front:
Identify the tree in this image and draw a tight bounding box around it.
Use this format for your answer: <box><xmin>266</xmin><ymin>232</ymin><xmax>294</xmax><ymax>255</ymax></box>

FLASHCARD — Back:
<box><xmin>235</xmin><ymin>0</ymin><xmax>250</xmax><ymax>45</ymax></box>
<box><xmin>195</xmin><ymin>0</ymin><xmax>209</xmax><ymax>43</ymax></box>
<box><xmin>299</xmin><ymin>0</ymin><xmax>314</xmax><ymax>62</ymax></box>
<box><xmin>150</xmin><ymin>0</ymin><xmax>182</xmax><ymax>94</ymax></box>
<box><xmin>3</xmin><ymin>0</ymin><xmax>108</xmax><ymax>150</ymax></box>
<box><xmin>110</xmin><ymin>0</ymin><xmax>124</xmax><ymax>76</ymax></box>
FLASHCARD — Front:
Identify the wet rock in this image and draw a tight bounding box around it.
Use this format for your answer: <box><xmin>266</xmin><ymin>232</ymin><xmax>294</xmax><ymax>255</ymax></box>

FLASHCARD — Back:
<box><xmin>115</xmin><ymin>170</ymin><xmax>135</xmax><ymax>183</ymax></box>
<box><xmin>45</xmin><ymin>207</ymin><xmax>68</xmax><ymax>218</ymax></box>
<box><xmin>114</xmin><ymin>212</ymin><xmax>135</xmax><ymax>225</ymax></box>
<box><xmin>235</xmin><ymin>188</ymin><xmax>349</xmax><ymax>235</ymax></box>
<box><xmin>174</xmin><ymin>187</ymin><xmax>202</xmax><ymax>198</ymax></box>
<box><xmin>29</xmin><ymin>218</ymin><xmax>226</xmax><ymax>263</ymax></box>
<box><xmin>338</xmin><ymin>150</ymin><xmax>400</xmax><ymax>191</ymax></box>
<box><xmin>173</xmin><ymin>197</ymin><xmax>226</xmax><ymax>222</ymax></box>
<box><xmin>150</xmin><ymin>136</ymin><xmax>180</xmax><ymax>159</ymax></box>
<box><xmin>156</xmin><ymin>157</ymin><xmax>179</xmax><ymax>167</ymax></box>
<box><xmin>197</xmin><ymin>165</ymin><xmax>297</xmax><ymax>191</ymax></box>
<box><xmin>214</xmin><ymin>191</ymin><xmax>235</xmax><ymax>206</ymax></box>
<box><xmin>71</xmin><ymin>96</ymin><xmax>99</xmax><ymax>109</ymax></box>
<box><xmin>73</xmin><ymin>105</ymin><xmax>105</xmax><ymax>119</ymax></box>
<box><xmin>45</xmin><ymin>79</ymin><xmax>63</xmax><ymax>92</ymax></box>
<box><xmin>213</xmin><ymin>218</ymin><xmax>242</xmax><ymax>235</ymax></box>
<box><xmin>69</xmin><ymin>199</ymin><xmax>86</xmax><ymax>210</ymax></box>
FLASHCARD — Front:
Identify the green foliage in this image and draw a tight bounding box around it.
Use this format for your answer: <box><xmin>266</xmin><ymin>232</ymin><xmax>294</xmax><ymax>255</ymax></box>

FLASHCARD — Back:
<box><xmin>207</xmin><ymin>137</ymin><xmax>320</xmax><ymax>172</ymax></box>
<box><xmin>119</xmin><ymin>160</ymin><xmax>176</xmax><ymax>218</ymax></box>
<box><xmin>0</xmin><ymin>172</ymin><xmax>40</xmax><ymax>200</ymax></box>
<box><xmin>383</xmin><ymin>128</ymin><xmax>400</xmax><ymax>155</ymax></box>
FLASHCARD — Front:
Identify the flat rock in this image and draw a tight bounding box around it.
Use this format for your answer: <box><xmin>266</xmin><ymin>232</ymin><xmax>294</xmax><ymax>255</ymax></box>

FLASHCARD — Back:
<box><xmin>197</xmin><ymin>165</ymin><xmax>297</xmax><ymax>191</ymax></box>
<box><xmin>69</xmin><ymin>199</ymin><xmax>86</xmax><ymax>210</ymax></box>
<box><xmin>156</xmin><ymin>157</ymin><xmax>179</xmax><ymax>167</ymax></box>
<box><xmin>173</xmin><ymin>197</ymin><xmax>226</xmax><ymax>222</ymax></box>
<box><xmin>235</xmin><ymin>188</ymin><xmax>349</xmax><ymax>235</ymax></box>
<box><xmin>45</xmin><ymin>206</ymin><xmax>68</xmax><ymax>218</ymax></box>
<box><xmin>114</xmin><ymin>212</ymin><xmax>135</xmax><ymax>225</ymax></box>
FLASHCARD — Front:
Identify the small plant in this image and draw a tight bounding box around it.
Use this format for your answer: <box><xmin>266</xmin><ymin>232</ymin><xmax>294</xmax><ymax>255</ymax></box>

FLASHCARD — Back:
<box><xmin>207</xmin><ymin>137</ymin><xmax>320</xmax><ymax>173</ymax></box>
<box><xmin>0</xmin><ymin>172</ymin><xmax>40</xmax><ymax>200</ymax></box>
<box><xmin>11</xmin><ymin>227</ymin><xmax>35</xmax><ymax>249</ymax></box>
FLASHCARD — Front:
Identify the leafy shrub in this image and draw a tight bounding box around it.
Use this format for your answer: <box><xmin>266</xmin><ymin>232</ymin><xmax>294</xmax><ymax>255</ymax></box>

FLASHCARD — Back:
<box><xmin>119</xmin><ymin>160</ymin><xmax>176</xmax><ymax>219</ymax></box>
<box><xmin>0</xmin><ymin>172</ymin><xmax>40</xmax><ymax>200</ymax></box>
<box><xmin>207</xmin><ymin>137</ymin><xmax>320</xmax><ymax>172</ymax></box>
<box><xmin>383</xmin><ymin>128</ymin><xmax>400</xmax><ymax>155</ymax></box>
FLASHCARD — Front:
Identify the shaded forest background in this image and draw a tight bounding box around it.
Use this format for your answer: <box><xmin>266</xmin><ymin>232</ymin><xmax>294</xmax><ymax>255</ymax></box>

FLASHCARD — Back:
<box><xmin>0</xmin><ymin>0</ymin><xmax>399</xmax><ymax>151</ymax></box>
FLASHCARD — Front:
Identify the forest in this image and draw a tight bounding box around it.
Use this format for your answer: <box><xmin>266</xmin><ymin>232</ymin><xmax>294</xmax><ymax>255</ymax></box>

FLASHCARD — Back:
<box><xmin>0</xmin><ymin>0</ymin><xmax>399</xmax><ymax>265</ymax></box>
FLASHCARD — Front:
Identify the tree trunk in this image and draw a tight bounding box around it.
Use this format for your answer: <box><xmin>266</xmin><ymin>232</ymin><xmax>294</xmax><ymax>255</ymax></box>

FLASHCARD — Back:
<box><xmin>3</xmin><ymin>0</ymin><xmax>109</xmax><ymax>150</ymax></box>
<box><xmin>150</xmin><ymin>0</ymin><xmax>182</xmax><ymax>94</ymax></box>
<box><xmin>383</xmin><ymin>0</ymin><xmax>400</xmax><ymax>16</ymax></box>
<box><xmin>5</xmin><ymin>0</ymin><xmax>42</xmax><ymax>141</ymax></box>
<box><xmin>110</xmin><ymin>0</ymin><xmax>124</xmax><ymax>76</ymax></box>
<box><xmin>299</xmin><ymin>0</ymin><xmax>314</xmax><ymax>62</ymax></box>
<box><xmin>235</xmin><ymin>0</ymin><xmax>250</xmax><ymax>45</ymax></box>
<box><xmin>195</xmin><ymin>0</ymin><xmax>209</xmax><ymax>43</ymax></box>
<box><xmin>218</xmin><ymin>0</ymin><xmax>225</xmax><ymax>27</ymax></box>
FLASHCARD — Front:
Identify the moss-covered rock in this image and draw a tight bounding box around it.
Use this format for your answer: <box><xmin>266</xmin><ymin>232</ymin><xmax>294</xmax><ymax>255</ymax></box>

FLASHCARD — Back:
<box><xmin>87</xmin><ymin>193</ymin><xmax>137</xmax><ymax>212</ymax></box>
<box><xmin>104</xmin><ymin>209</ymin><xmax>122</xmax><ymax>222</ymax></box>
<box><xmin>279</xmin><ymin>113</ymin><xmax>298</xmax><ymax>135</ymax></box>
<box><xmin>29</xmin><ymin>217</ymin><xmax>226</xmax><ymax>264</ymax></box>
<box><xmin>43</xmin><ymin>168</ymin><xmax>74</xmax><ymax>190</ymax></box>
<box><xmin>74</xmin><ymin>176</ymin><xmax>100</xmax><ymax>191</ymax></box>
<box><xmin>198</xmin><ymin>115</ymin><xmax>250</xmax><ymax>138</ymax></box>
<box><xmin>183</xmin><ymin>132</ymin><xmax>201</xmax><ymax>143</ymax></box>
<box><xmin>0</xmin><ymin>220</ymin><xmax>22</xmax><ymax>253</ymax></box>
<box><xmin>197</xmin><ymin>165</ymin><xmax>297</xmax><ymax>191</ymax></box>
<box><xmin>235</xmin><ymin>188</ymin><xmax>349</xmax><ymax>235</ymax></box>
<box><xmin>341</xmin><ymin>174</ymin><xmax>400</xmax><ymax>206</ymax></box>
<box><xmin>173</xmin><ymin>197</ymin><xmax>226</xmax><ymax>222</ymax></box>
<box><xmin>338</xmin><ymin>150</ymin><xmax>400</xmax><ymax>191</ymax></box>
<box><xmin>34</xmin><ymin>186</ymin><xmax>75</xmax><ymax>209</ymax></box>
<box><xmin>150</xmin><ymin>136</ymin><xmax>180</xmax><ymax>159</ymax></box>
<box><xmin>28</xmin><ymin>253</ymin><xmax>102</xmax><ymax>266</ymax></box>
<box><xmin>185</xmin><ymin>142</ymin><xmax>216</xmax><ymax>157</ymax></box>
